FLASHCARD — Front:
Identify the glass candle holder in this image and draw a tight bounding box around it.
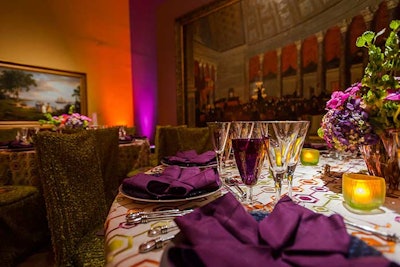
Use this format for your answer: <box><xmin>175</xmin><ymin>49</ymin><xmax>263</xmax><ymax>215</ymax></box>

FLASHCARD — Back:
<box><xmin>300</xmin><ymin>148</ymin><xmax>319</xmax><ymax>165</ymax></box>
<box><xmin>342</xmin><ymin>173</ymin><xmax>386</xmax><ymax>211</ymax></box>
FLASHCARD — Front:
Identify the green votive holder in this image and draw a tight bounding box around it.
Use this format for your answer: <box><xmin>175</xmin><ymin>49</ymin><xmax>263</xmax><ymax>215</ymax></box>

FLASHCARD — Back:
<box><xmin>300</xmin><ymin>148</ymin><xmax>319</xmax><ymax>165</ymax></box>
<box><xmin>342</xmin><ymin>173</ymin><xmax>386</xmax><ymax>211</ymax></box>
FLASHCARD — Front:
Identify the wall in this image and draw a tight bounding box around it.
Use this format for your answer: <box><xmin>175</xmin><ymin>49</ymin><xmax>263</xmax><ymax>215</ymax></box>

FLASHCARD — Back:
<box><xmin>156</xmin><ymin>0</ymin><xmax>215</xmax><ymax>126</ymax></box>
<box><xmin>0</xmin><ymin>0</ymin><xmax>133</xmax><ymax>127</ymax></box>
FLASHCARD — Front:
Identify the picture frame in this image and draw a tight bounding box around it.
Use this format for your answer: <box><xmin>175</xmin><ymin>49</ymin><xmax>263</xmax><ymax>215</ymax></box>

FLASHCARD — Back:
<box><xmin>0</xmin><ymin>61</ymin><xmax>87</xmax><ymax>129</ymax></box>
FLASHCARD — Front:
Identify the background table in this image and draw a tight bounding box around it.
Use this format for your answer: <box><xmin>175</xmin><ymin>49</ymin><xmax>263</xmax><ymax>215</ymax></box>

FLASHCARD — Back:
<box><xmin>0</xmin><ymin>138</ymin><xmax>151</xmax><ymax>186</ymax></box>
<box><xmin>104</xmin><ymin>155</ymin><xmax>400</xmax><ymax>267</ymax></box>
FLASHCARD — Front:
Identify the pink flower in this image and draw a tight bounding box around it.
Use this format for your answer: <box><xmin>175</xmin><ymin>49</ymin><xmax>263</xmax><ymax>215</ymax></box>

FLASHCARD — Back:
<box><xmin>345</xmin><ymin>82</ymin><xmax>362</xmax><ymax>95</ymax></box>
<box><xmin>326</xmin><ymin>91</ymin><xmax>350</xmax><ymax>109</ymax></box>
<box><xmin>385</xmin><ymin>92</ymin><xmax>400</xmax><ymax>101</ymax></box>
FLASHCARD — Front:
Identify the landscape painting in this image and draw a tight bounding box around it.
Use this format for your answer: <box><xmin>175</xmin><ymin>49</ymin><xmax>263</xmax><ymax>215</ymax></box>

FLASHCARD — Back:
<box><xmin>0</xmin><ymin>61</ymin><xmax>86</xmax><ymax>128</ymax></box>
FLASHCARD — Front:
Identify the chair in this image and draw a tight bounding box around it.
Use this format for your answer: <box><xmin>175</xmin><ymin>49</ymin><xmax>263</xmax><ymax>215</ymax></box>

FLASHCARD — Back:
<box><xmin>0</xmin><ymin>185</ymin><xmax>49</xmax><ymax>267</ymax></box>
<box><xmin>153</xmin><ymin>125</ymin><xmax>187</xmax><ymax>165</ymax></box>
<box><xmin>177</xmin><ymin>126</ymin><xmax>213</xmax><ymax>153</ymax></box>
<box><xmin>87</xmin><ymin>127</ymin><xmax>120</xmax><ymax>207</ymax></box>
<box><xmin>34</xmin><ymin>130</ymin><xmax>108</xmax><ymax>266</ymax></box>
<box><xmin>154</xmin><ymin>125</ymin><xmax>213</xmax><ymax>164</ymax></box>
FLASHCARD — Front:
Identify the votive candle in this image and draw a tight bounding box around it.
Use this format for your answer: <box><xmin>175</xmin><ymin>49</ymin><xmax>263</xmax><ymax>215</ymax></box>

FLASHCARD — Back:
<box><xmin>342</xmin><ymin>173</ymin><xmax>386</xmax><ymax>211</ymax></box>
<box><xmin>300</xmin><ymin>148</ymin><xmax>320</xmax><ymax>165</ymax></box>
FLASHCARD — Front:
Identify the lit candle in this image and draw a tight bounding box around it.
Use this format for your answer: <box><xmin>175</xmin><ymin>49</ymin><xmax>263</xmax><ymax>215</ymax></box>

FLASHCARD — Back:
<box><xmin>92</xmin><ymin>112</ymin><xmax>98</xmax><ymax>126</ymax></box>
<box><xmin>300</xmin><ymin>148</ymin><xmax>319</xmax><ymax>165</ymax></box>
<box><xmin>342</xmin><ymin>173</ymin><xmax>386</xmax><ymax>211</ymax></box>
<box><xmin>353</xmin><ymin>182</ymin><xmax>371</xmax><ymax>204</ymax></box>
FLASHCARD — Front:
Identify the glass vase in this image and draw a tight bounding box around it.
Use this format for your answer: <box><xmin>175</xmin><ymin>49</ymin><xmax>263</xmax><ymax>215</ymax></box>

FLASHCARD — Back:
<box><xmin>359</xmin><ymin>131</ymin><xmax>400</xmax><ymax>196</ymax></box>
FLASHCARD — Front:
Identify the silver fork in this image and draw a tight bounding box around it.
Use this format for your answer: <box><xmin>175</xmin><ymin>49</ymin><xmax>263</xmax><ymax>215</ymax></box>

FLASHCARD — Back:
<box><xmin>345</xmin><ymin>220</ymin><xmax>399</xmax><ymax>243</ymax></box>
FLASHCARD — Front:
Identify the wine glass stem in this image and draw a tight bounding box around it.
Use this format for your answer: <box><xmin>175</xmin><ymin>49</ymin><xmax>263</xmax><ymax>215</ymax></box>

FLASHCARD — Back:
<box><xmin>287</xmin><ymin>173</ymin><xmax>293</xmax><ymax>199</ymax></box>
<box><xmin>216</xmin><ymin>152</ymin><xmax>224</xmax><ymax>176</ymax></box>
<box><xmin>247</xmin><ymin>186</ymin><xmax>253</xmax><ymax>204</ymax></box>
<box><xmin>274</xmin><ymin>172</ymin><xmax>285</xmax><ymax>203</ymax></box>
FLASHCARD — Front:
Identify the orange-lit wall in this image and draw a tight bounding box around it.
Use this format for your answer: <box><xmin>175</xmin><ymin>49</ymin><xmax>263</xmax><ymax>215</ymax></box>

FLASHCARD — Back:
<box><xmin>0</xmin><ymin>0</ymin><xmax>133</xmax><ymax>127</ymax></box>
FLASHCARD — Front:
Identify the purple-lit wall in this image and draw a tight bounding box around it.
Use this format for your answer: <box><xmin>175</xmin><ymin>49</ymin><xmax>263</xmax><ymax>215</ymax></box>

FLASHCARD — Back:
<box><xmin>130</xmin><ymin>0</ymin><xmax>165</xmax><ymax>144</ymax></box>
<box><xmin>130</xmin><ymin>0</ymin><xmax>214</xmax><ymax>144</ymax></box>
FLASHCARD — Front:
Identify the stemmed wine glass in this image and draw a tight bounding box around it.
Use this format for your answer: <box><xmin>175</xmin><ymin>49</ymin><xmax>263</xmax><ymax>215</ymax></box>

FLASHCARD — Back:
<box><xmin>286</xmin><ymin>121</ymin><xmax>310</xmax><ymax>199</ymax></box>
<box><xmin>230</xmin><ymin>121</ymin><xmax>266</xmax><ymax>205</ymax></box>
<box><xmin>262</xmin><ymin>121</ymin><xmax>301</xmax><ymax>204</ymax></box>
<box><xmin>207</xmin><ymin>121</ymin><xmax>231</xmax><ymax>176</ymax></box>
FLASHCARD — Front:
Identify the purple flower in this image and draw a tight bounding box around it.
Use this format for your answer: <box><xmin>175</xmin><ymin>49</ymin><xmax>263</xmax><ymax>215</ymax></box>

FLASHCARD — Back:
<box><xmin>318</xmin><ymin>83</ymin><xmax>379</xmax><ymax>152</ymax></box>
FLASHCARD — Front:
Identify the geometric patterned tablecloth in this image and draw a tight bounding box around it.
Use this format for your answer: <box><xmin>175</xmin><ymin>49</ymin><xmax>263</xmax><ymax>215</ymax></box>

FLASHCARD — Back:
<box><xmin>104</xmin><ymin>154</ymin><xmax>400</xmax><ymax>267</ymax></box>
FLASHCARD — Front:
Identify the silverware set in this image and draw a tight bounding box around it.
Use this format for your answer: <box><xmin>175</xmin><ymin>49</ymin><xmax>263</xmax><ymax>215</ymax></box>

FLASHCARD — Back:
<box><xmin>139</xmin><ymin>235</ymin><xmax>176</xmax><ymax>253</ymax></box>
<box><xmin>147</xmin><ymin>225</ymin><xmax>179</xmax><ymax>237</ymax></box>
<box><xmin>129</xmin><ymin>209</ymin><xmax>188</xmax><ymax>253</ymax></box>
<box><xmin>139</xmin><ymin>224</ymin><xmax>180</xmax><ymax>253</ymax></box>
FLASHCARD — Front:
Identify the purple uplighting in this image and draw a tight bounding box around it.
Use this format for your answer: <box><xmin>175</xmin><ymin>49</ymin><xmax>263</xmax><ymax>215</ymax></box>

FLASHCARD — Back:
<box><xmin>130</xmin><ymin>0</ymin><xmax>164</xmax><ymax>144</ymax></box>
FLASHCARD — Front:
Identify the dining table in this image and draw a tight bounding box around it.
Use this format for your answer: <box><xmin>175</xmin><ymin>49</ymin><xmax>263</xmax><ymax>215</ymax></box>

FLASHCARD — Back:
<box><xmin>104</xmin><ymin>152</ymin><xmax>400</xmax><ymax>267</ymax></box>
<box><xmin>0</xmin><ymin>138</ymin><xmax>151</xmax><ymax>187</ymax></box>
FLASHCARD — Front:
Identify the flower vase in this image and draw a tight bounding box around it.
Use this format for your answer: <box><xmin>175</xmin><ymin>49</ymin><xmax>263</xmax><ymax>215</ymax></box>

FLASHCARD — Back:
<box><xmin>359</xmin><ymin>131</ymin><xmax>400</xmax><ymax>196</ymax></box>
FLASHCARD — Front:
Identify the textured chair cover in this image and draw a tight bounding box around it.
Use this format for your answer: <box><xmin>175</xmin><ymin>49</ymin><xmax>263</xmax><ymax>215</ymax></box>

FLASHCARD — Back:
<box><xmin>88</xmin><ymin>127</ymin><xmax>120</xmax><ymax>207</ymax></box>
<box><xmin>0</xmin><ymin>185</ymin><xmax>49</xmax><ymax>267</ymax></box>
<box><xmin>35</xmin><ymin>131</ymin><xmax>108</xmax><ymax>266</ymax></box>
<box><xmin>177</xmin><ymin>127</ymin><xmax>213</xmax><ymax>153</ymax></box>
<box><xmin>154</xmin><ymin>125</ymin><xmax>187</xmax><ymax>165</ymax></box>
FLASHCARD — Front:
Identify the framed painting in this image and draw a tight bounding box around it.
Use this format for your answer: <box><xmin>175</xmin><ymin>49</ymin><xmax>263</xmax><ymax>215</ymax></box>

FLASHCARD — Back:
<box><xmin>0</xmin><ymin>61</ymin><xmax>87</xmax><ymax>129</ymax></box>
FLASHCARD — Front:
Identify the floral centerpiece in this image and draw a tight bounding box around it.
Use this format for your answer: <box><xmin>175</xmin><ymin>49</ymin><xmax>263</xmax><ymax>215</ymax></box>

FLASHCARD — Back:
<box><xmin>318</xmin><ymin>20</ymin><xmax>400</xmax><ymax>193</ymax></box>
<box><xmin>39</xmin><ymin>105</ymin><xmax>92</xmax><ymax>129</ymax></box>
<box><xmin>318</xmin><ymin>20</ymin><xmax>400</xmax><ymax>152</ymax></box>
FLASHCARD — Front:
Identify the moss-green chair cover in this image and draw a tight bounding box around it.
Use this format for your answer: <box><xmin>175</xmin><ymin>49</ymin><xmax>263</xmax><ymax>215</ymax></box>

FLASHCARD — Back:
<box><xmin>177</xmin><ymin>127</ymin><xmax>213</xmax><ymax>153</ymax></box>
<box><xmin>0</xmin><ymin>185</ymin><xmax>49</xmax><ymax>267</ymax></box>
<box><xmin>153</xmin><ymin>125</ymin><xmax>187</xmax><ymax>165</ymax></box>
<box><xmin>87</xmin><ymin>127</ymin><xmax>120</xmax><ymax>207</ymax></box>
<box><xmin>34</xmin><ymin>131</ymin><xmax>108</xmax><ymax>266</ymax></box>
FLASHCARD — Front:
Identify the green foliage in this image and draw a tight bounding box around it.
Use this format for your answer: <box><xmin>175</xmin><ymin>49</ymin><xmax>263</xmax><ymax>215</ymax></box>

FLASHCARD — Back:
<box><xmin>355</xmin><ymin>19</ymin><xmax>400</xmax><ymax>132</ymax></box>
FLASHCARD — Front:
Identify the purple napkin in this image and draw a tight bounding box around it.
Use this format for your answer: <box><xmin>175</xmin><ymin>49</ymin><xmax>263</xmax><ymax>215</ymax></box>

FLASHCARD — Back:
<box><xmin>168</xmin><ymin>194</ymin><xmax>395</xmax><ymax>267</ymax></box>
<box><xmin>119</xmin><ymin>134</ymin><xmax>133</xmax><ymax>141</ymax></box>
<box><xmin>122</xmin><ymin>165</ymin><xmax>221</xmax><ymax>199</ymax></box>
<box><xmin>8</xmin><ymin>140</ymin><xmax>34</xmax><ymax>150</ymax></box>
<box><xmin>164</xmin><ymin>150</ymin><xmax>216</xmax><ymax>166</ymax></box>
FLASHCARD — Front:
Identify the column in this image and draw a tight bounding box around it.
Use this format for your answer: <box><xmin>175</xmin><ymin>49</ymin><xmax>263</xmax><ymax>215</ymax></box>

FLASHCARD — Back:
<box><xmin>339</xmin><ymin>19</ymin><xmax>350</xmax><ymax>90</ymax></box>
<box><xmin>277</xmin><ymin>48</ymin><xmax>283</xmax><ymax>97</ymax></box>
<box><xmin>360</xmin><ymin>7</ymin><xmax>375</xmax><ymax>70</ymax></box>
<box><xmin>295</xmin><ymin>40</ymin><xmax>303</xmax><ymax>97</ymax></box>
<box><xmin>184</xmin><ymin>25</ymin><xmax>196</xmax><ymax>127</ymax></box>
<box><xmin>316</xmin><ymin>31</ymin><xmax>326</xmax><ymax>95</ymax></box>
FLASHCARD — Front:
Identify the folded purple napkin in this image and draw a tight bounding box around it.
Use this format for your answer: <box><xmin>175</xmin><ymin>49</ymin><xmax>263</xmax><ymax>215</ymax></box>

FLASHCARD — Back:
<box><xmin>119</xmin><ymin>134</ymin><xmax>133</xmax><ymax>141</ymax></box>
<box><xmin>8</xmin><ymin>140</ymin><xmax>34</xmax><ymax>150</ymax></box>
<box><xmin>164</xmin><ymin>150</ymin><xmax>216</xmax><ymax>166</ymax></box>
<box><xmin>122</xmin><ymin>165</ymin><xmax>221</xmax><ymax>199</ymax></box>
<box><xmin>168</xmin><ymin>194</ymin><xmax>396</xmax><ymax>267</ymax></box>
<box><xmin>0</xmin><ymin>141</ymin><xmax>10</xmax><ymax>147</ymax></box>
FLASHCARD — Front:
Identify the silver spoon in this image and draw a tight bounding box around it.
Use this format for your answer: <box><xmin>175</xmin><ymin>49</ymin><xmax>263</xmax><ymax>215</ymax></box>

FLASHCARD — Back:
<box><xmin>147</xmin><ymin>225</ymin><xmax>179</xmax><ymax>237</ymax></box>
<box><xmin>138</xmin><ymin>235</ymin><xmax>175</xmax><ymax>253</ymax></box>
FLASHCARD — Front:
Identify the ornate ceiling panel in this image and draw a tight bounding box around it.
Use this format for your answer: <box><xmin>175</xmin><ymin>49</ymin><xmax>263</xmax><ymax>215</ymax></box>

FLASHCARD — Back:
<box><xmin>191</xmin><ymin>0</ymin><xmax>384</xmax><ymax>53</ymax></box>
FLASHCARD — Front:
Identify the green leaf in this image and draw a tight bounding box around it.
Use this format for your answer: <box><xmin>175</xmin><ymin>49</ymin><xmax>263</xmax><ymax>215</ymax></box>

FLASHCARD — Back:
<box><xmin>390</xmin><ymin>20</ymin><xmax>400</xmax><ymax>31</ymax></box>
<box><xmin>362</xmin><ymin>31</ymin><xmax>375</xmax><ymax>43</ymax></box>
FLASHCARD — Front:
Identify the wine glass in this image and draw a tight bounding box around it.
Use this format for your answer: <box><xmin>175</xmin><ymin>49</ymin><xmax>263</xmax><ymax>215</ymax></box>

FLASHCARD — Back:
<box><xmin>207</xmin><ymin>121</ymin><xmax>231</xmax><ymax>176</ymax></box>
<box><xmin>262</xmin><ymin>121</ymin><xmax>301</xmax><ymax>204</ymax></box>
<box><xmin>286</xmin><ymin>121</ymin><xmax>310</xmax><ymax>199</ymax></box>
<box><xmin>231</xmin><ymin>121</ymin><xmax>266</xmax><ymax>205</ymax></box>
